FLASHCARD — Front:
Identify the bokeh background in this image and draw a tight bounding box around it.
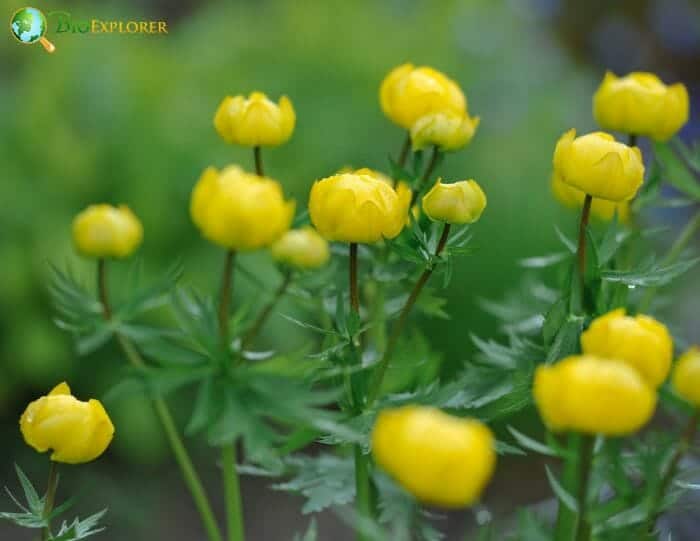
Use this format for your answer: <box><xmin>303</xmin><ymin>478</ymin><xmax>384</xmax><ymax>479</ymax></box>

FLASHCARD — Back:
<box><xmin>1</xmin><ymin>0</ymin><xmax>699</xmax><ymax>539</ymax></box>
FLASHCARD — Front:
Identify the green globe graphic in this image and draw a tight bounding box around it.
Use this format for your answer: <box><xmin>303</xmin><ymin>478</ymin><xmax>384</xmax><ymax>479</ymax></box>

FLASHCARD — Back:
<box><xmin>10</xmin><ymin>7</ymin><xmax>46</xmax><ymax>44</ymax></box>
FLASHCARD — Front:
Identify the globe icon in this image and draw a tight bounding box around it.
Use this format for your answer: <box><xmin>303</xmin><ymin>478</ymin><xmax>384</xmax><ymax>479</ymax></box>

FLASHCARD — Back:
<box><xmin>10</xmin><ymin>7</ymin><xmax>55</xmax><ymax>52</ymax></box>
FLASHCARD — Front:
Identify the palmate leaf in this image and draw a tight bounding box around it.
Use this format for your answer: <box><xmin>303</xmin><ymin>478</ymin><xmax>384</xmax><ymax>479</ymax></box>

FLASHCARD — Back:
<box><xmin>654</xmin><ymin>141</ymin><xmax>700</xmax><ymax>200</ymax></box>
<box><xmin>114</xmin><ymin>260</ymin><xmax>183</xmax><ymax>320</ymax></box>
<box><xmin>601</xmin><ymin>257</ymin><xmax>700</xmax><ymax>287</ymax></box>
<box><xmin>51</xmin><ymin>509</ymin><xmax>107</xmax><ymax>541</ymax></box>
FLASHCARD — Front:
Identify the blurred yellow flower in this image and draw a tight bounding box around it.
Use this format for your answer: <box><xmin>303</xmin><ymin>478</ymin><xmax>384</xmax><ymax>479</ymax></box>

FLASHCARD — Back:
<box><xmin>191</xmin><ymin>165</ymin><xmax>295</xmax><ymax>251</ymax></box>
<box><xmin>422</xmin><ymin>179</ymin><xmax>486</xmax><ymax>224</ymax></box>
<box><xmin>581</xmin><ymin>308</ymin><xmax>673</xmax><ymax>388</ymax></box>
<box><xmin>309</xmin><ymin>171</ymin><xmax>410</xmax><ymax>243</ymax></box>
<box><xmin>214</xmin><ymin>92</ymin><xmax>296</xmax><ymax>147</ymax></box>
<box><xmin>380</xmin><ymin>63</ymin><xmax>467</xmax><ymax>130</ymax></box>
<box><xmin>551</xmin><ymin>171</ymin><xmax>629</xmax><ymax>222</ymax></box>
<box><xmin>72</xmin><ymin>204</ymin><xmax>143</xmax><ymax>258</ymax></box>
<box><xmin>270</xmin><ymin>226</ymin><xmax>330</xmax><ymax>270</ymax></box>
<box><xmin>411</xmin><ymin>111</ymin><xmax>480</xmax><ymax>151</ymax></box>
<box><xmin>20</xmin><ymin>382</ymin><xmax>114</xmax><ymax>464</ymax></box>
<box><xmin>593</xmin><ymin>71</ymin><xmax>689</xmax><ymax>142</ymax></box>
<box><xmin>372</xmin><ymin>405</ymin><xmax>495</xmax><ymax>508</ymax></box>
<box><xmin>553</xmin><ymin>129</ymin><xmax>644</xmax><ymax>202</ymax></box>
<box><xmin>534</xmin><ymin>355</ymin><xmax>656</xmax><ymax>436</ymax></box>
<box><xmin>672</xmin><ymin>347</ymin><xmax>700</xmax><ymax>407</ymax></box>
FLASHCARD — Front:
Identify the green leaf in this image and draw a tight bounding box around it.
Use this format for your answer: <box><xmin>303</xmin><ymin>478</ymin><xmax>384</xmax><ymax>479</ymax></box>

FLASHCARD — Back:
<box><xmin>15</xmin><ymin>464</ymin><xmax>42</xmax><ymax>513</ymax></box>
<box><xmin>507</xmin><ymin>427</ymin><xmax>559</xmax><ymax>457</ymax></box>
<box><xmin>293</xmin><ymin>519</ymin><xmax>318</xmax><ymax>541</ymax></box>
<box><xmin>542</xmin><ymin>296</ymin><xmax>568</xmax><ymax>347</ymax></box>
<box><xmin>51</xmin><ymin>509</ymin><xmax>107</xmax><ymax>540</ymax></box>
<box><xmin>601</xmin><ymin>257</ymin><xmax>700</xmax><ymax>287</ymax></box>
<box><xmin>654</xmin><ymin>141</ymin><xmax>700</xmax><ymax>200</ymax></box>
<box><xmin>519</xmin><ymin>252</ymin><xmax>570</xmax><ymax>269</ymax></box>
<box><xmin>545</xmin><ymin>465</ymin><xmax>578</xmax><ymax>513</ymax></box>
<box><xmin>545</xmin><ymin>315</ymin><xmax>584</xmax><ymax>364</ymax></box>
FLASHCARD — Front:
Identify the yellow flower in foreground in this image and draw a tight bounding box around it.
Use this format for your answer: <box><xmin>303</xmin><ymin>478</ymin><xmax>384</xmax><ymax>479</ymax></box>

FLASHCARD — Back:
<box><xmin>672</xmin><ymin>347</ymin><xmax>700</xmax><ymax>407</ymax></box>
<box><xmin>191</xmin><ymin>165</ymin><xmax>295</xmax><ymax>251</ymax></box>
<box><xmin>581</xmin><ymin>308</ymin><xmax>673</xmax><ymax>388</ymax></box>
<box><xmin>411</xmin><ymin>111</ymin><xmax>480</xmax><ymax>151</ymax></box>
<box><xmin>372</xmin><ymin>406</ymin><xmax>495</xmax><ymax>508</ymax></box>
<box><xmin>214</xmin><ymin>92</ymin><xmax>296</xmax><ymax>147</ymax></box>
<box><xmin>422</xmin><ymin>179</ymin><xmax>486</xmax><ymax>224</ymax></box>
<box><xmin>72</xmin><ymin>204</ymin><xmax>143</xmax><ymax>258</ymax></box>
<box><xmin>309</xmin><ymin>171</ymin><xmax>410</xmax><ymax>243</ymax></box>
<box><xmin>551</xmin><ymin>172</ymin><xmax>629</xmax><ymax>223</ymax></box>
<box><xmin>593</xmin><ymin>71</ymin><xmax>689</xmax><ymax>142</ymax></box>
<box><xmin>553</xmin><ymin>130</ymin><xmax>644</xmax><ymax>202</ymax></box>
<box><xmin>534</xmin><ymin>355</ymin><xmax>656</xmax><ymax>436</ymax></box>
<box><xmin>20</xmin><ymin>382</ymin><xmax>114</xmax><ymax>464</ymax></box>
<box><xmin>270</xmin><ymin>226</ymin><xmax>330</xmax><ymax>270</ymax></box>
<box><xmin>380</xmin><ymin>63</ymin><xmax>466</xmax><ymax>129</ymax></box>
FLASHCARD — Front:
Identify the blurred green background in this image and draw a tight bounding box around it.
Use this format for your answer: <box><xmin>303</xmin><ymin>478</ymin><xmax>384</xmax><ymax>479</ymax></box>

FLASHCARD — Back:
<box><xmin>1</xmin><ymin>0</ymin><xmax>699</xmax><ymax>539</ymax></box>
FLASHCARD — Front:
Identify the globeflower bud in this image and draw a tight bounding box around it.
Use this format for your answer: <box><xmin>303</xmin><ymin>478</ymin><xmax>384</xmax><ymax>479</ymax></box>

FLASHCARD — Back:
<box><xmin>422</xmin><ymin>179</ymin><xmax>486</xmax><ymax>224</ymax></box>
<box><xmin>380</xmin><ymin>63</ymin><xmax>467</xmax><ymax>130</ymax></box>
<box><xmin>551</xmin><ymin>172</ymin><xmax>629</xmax><ymax>223</ymax></box>
<box><xmin>214</xmin><ymin>92</ymin><xmax>296</xmax><ymax>147</ymax></box>
<box><xmin>72</xmin><ymin>204</ymin><xmax>143</xmax><ymax>258</ymax></box>
<box><xmin>191</xmin><ymin>165</ymin><xmax>295</xmax><ymax>251</ymax></box>
<box><xmin>309</xmin><ymin>171</ymin><xmax>410</xmax><ymax>243</ymax></box>
<box><xmin>581</xmin><ymin>308</ymin><xmax>673</xmax><ymax>388</ymax></box>
<box><xmin>593</xmin><ymin>71</ymin><xmax>689</xmax><ymax>142</ymax></box>
<box><xmin>270</xmin><ymin>226</ymin><xmax>330</xmax><ymax>270</ymax></box>
<box><xmin>372</xmin><ymin>406</ymin><xmax>496</xmax><ymax>508</ymax></box>
<box><xmin>534</xmin><ymin>355</ymin><xmax>656</xmax><ymax>436</ymax></box>
<box><xmin>553</xmin><ymin>129</ymin><xmax>644</xmax><ymax>202</ymax></box>
<box><xmin>672</xmin><ymin>347</ymin><xmax>700</xmax><ymax>407</ymax></box>
<box><xmin>20</xmin><ymin>382</ymin><xmax>114</xmax><ymax>464</ymax></box>
<box><xmin>410</xmin><ymin>111</ymin><xmax>480</xmax><ymax>152</ymax></box>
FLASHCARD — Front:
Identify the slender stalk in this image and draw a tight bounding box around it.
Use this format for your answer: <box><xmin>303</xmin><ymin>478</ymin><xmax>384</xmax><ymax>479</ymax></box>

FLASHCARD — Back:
<box><xmin>554</xmin><ymin>433</ymin><xmax>580</xmax><ymax>541</ymax></box>
<box><xmin>253</xmin><ymin>146</ymin><xmax>264</xmax><ymax>176</ymax></box>
<box><xmin>366</xmin><ymin>223</ymin><xmax>451</xmax><ymax>406</ymax></box>
<box><xmin>638</xmin><ymin>209</ymin><xmax>700</xmax><ymax>312</ymax></box>
<box><xmin>218</xmin><ymin>250</ymin><xmax>236</xmax><ymax>350</ymax></box>
<box><xmin>577</xmin><ymin>194</ymin><xmax>593</xmax><ymax>280</ymax></box>
<box><xmin>97</xmin><ymin>260</ymin><xmax>223</xmax><ymax>541</ymax></box>
<box><xmin>240</xmin><ymin>270</ymin><xmax>292</xmax><ymax>350</ymax></box>
<box><xmin>410</xmin><ymin>145</ymin><xmax>440</xmax><ymax>207</ymax></box>
<box><xmin>574</xmin><ymin>435</ymin><xmax>595</xmax><ymax>541</ymax></box>
<box><xmin>354</xmin><ymin>445</ymin><xmax>372</xmax><ymax>541</ymax></box>
<box><xmin>349</xmin><ymin>243</ymin><xmax>360</xmax><ymax>313</ymax></box>
<box><xmin>41</xmin><ymin>461</ymin><xmax>58</xmax><ymax>541</ymax></box>
<box><xmin>397</xmin><ymin>132</ymin><xmax>411</xmax><ymax>170</ymax></box>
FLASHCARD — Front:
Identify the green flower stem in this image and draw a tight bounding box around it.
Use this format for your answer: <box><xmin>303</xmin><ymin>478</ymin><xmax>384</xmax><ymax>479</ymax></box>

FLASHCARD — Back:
<box><xmin>410</xmin><ymin>144</ymin><xmax>440</xmax><ymax>207</ymax></box>
<box><xmin>577</xmin><ymin>194</ymin><xmax>593</xmax><ymax>281</ymax></box>
<box><xmin>645</xmin><ymin>409</ymin><xmax>700</xmax><ymax>533</ymax></box>
<box><xmin>97</xmin><ymin>259</ymin><xmax>223</xmax><ymax>541</ymax></box>
<box><xmin>41</xmin><ymin>461</ymin><xmax>58</xmax><ymax>541</ymax></box>
<box><xmin>554</xmin><ymin>433</ymin><xmax>581</xmax><ymax>541</ymax></box>
<box><xmin>253</xmin><ymin>146</ymin><xmax>264</xmax><ymax>176</ymax></box>
<box><xmin>216</xmin><ymin>250</ymin><xmax>245</xmax><ymax>541</ymax></box>
<box><xmin>574</xmin><ymin>435</ymin><xmax>595</xmax><ymax>541</ymax></box>
<box><xmin>240</xmin><ymin>269</ymin><xmax>292</xmax><ymax>351</ymax></box>
<box><xmin>349</xmin><ymin>243</ymin><xmax>360</xmax><ymax>313</ymax></box>
<box><xmin>638</xmin><ymin>209</ymin><xmax>700</xmax><ymax>312</ymax></box>
<box><xmin>366</xmin><ymin>223</ymin><xmax>451</xmax><ymax>407</ymax></box>
<box><xmin>354</xmin><ymin>445</ymin><xmax>372</xmax><ymax>541</ymax></box>
<box><xmin>398</xmin><ymin>132</ymin><xmax>411</xmax><ymax>170</ymax></box>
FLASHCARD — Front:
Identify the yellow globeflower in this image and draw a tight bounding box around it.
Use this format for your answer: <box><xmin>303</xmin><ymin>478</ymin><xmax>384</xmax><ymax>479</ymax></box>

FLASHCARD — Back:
<box><xmin>270</xmin><ymin>226</ymin><xmax>330</xmax><ymax>270</ymax></box>
<box><xmin>411</xmin><ymin>111</ymin><xmax>480</xmax><ymax>152</ymax></box>
<box><xmin>309</xmin><ymin>171</ymin><xmax>410</xmax><ymax>243</ymax></box>
<box><xmin>534</xmin><ymin>355</ymin><xmax>656</xmax><ymax>436</ymax></box>
<box><xmin>20</xmin><ymin>382</ymin><xmax>114</xmax><ymax>464</ymax></box>
<box><xmin>214</xmin><ymin>92</ymin><xmax>296</xmax><ymax>147</ymax></box>
<box><xmin>191</xmin><ymin>165</ymin><xmax>295</xmax><ymax>251</ymax></box>
<box><xmin>581</xmin><ymin>308</ymin><xmax>673</xmax><ymax>388</ymax></box>
<box><xmin>593</xmin><ymin>71</ymin><xmax>689</xmax><ymax>142</ymax></box>
<box><xmin>372</xmin><ymin>406</ymin><xmax>496</xmax><ymax>508</ymax></box>
<box><xmin>380</xmin><ymin>63</ymin><xmax>467</xmax><ymax>130</ymax></box>
<box><xmin>422</xmin><ymin>179</ymin><xmax>486</xmax><ymax>224</ymax></box>
<box><xmin>72</xmin><ymin>204</ymin><xmax>143</xmax><ymax>259</ymax></box>
<box><xmin>553</xmin><ymin>129</ymin><xmax>644</xmax><ymax>202</ymax></box>
<box><xmin>672</xmin><ymin>347</ymin><xmax>700</xmax><ymax>407</ymax></box>
<box><xmin>551</xmin><ymin>172</ymin><xmax>629</xmax><ymax>223</ymax></box>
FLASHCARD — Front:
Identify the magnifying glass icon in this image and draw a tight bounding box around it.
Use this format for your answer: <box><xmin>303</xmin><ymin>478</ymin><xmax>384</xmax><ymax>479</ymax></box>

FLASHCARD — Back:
<box><xmin>10</xmin><ymin>7</ymin><xmax>56</xmax><ymax>53</ymax></box>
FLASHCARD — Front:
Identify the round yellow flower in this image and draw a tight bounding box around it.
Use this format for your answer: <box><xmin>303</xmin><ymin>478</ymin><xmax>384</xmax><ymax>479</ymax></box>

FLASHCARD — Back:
<box><xmin>309</xmin><ymin>171</ymin><xmax>410</xmax><ymax>243</ymax></box>
<box><xmin>581</xmin><ymin>308</ymin><xmax>673</xmax><ymax>388</ymax></box>
<box><xmin>20</xmin><ymin>382</ymin><xmax>114</xmax><ymax>464</ymax></box>
<box><xmin>553</xmin><ymin>129</ymin><xmax>644</xmax><ymax>202</ymax></box>
<box><xmin>191</xmin><ymin>165</ymin><xmax>295</xmax><ymax>251</ymax></box>
<box><xmin>410</xmin><ymin>111</ymin><xmax>480</xmax><ymax>152</ymax></box>
<box><xmin>422</xmin><ymin>179</ymin><xmax>486</xmax><ymax>224</ymax></box>
<box><xmin>372</xmin><ymin>406</ymin><xmax>496</xmax><ymax>508</ymax></box>
<box><xmin>593</xmin><ymin>71</ymin><xmax>689</xmax><ymax>142</ymax></box>
<box><xmin>380</xmin><ymin>63</ymin><xmax>467</xmax><ymax>130</ymax></box>
<box><xmin>214</xmin><ymin>92</ymin><xmax>296</xmax><ymax>147</ymax></box>
<box><xmin>534</xmin><ymin>355</ymin><xmax>656</xmax><ymax>436</ymax></box>
<box><xmin>672</xmin><ymin>347</ymin><xmax>700</xmax><ymax>407</ymax></box>
<box><xmin>270</xmin><ymin>226</ymin><xmax>330</xmax><ymax>270</ymax></box>
<box><xmin>72</xmin><ymin>204</ymin><xmax>143</xmax><ymax>259</ymax></box>
<box><xmin>551</xmin><ymin>171</ymin><xmax>629</xmax><ymax>223</ymax></box>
